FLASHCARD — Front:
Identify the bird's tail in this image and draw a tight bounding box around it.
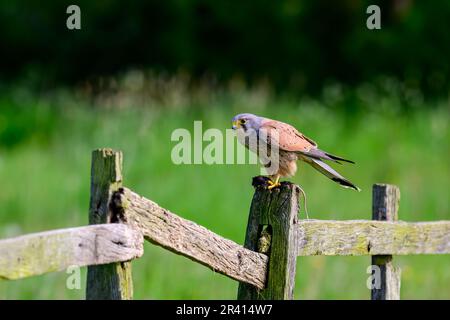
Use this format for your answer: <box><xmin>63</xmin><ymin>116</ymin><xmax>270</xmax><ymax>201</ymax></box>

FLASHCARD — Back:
<box><xmin>305</xmin><ymin>157</ymin><xmax>360</xmax><ymax>191</ymax></box>
<box><xmin>297</xmin><ymin>148</ymin><xmax>355</xmax><ymax>164</ymax></box>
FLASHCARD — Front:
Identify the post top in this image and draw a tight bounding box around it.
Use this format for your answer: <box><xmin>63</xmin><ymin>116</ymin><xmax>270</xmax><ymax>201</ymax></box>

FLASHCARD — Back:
<box><xmin>251</xmin><ymin>176</ymin><xmax>298</xmax><ymax>192</ymax></box>
<box><xmin>93</xmin><ymin>148</ymin><xmax>122</xmax><ymax>157</ymax></box>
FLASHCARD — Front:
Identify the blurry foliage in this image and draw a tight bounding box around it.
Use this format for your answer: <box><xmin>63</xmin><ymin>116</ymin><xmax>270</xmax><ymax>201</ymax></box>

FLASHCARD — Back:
<box><xmin>0</xmin><ymin>87</ymin><xmax>449</xmax><ymax>299</ymax></box>
<box><xmin>0</xmin><ymin>91</ymin><xmax>58</xmax><ymax>148</ymax></box>
<box><xmin>1</xmin><ymin>0</ymin><xmax>449</xmax><ymax>300</ymax></box>
<box><xmin>1</xmin><ymin>0</ymin><xmax>450</xmax><ymax>97</ymax></box>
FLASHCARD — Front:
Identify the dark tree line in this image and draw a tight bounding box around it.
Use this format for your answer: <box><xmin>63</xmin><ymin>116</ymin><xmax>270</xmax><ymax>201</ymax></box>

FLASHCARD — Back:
<box><xmin>1</xmin><ymin>0</ymin><xmax>449</xmax><ymax>96</ymax></box>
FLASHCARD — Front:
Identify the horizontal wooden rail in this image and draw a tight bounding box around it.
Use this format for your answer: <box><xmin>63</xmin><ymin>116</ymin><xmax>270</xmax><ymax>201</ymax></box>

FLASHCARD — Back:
<box><xmin>0</xmin><ymin>224</ymin><xmax>143</xmax><ymax>280</ymax></box>
<box><xmin>298</xmin><ymin>220</ymin><xmax>450</xmax><ymax>256</ymax></box>
<box><xmin>113</xmin><ymin>187</ymin><xmax>268</xmax><ymax>290</ymax></box>
<box><xmin>112</xmin><ymin>187</ymin><xmax>450</xmax><ymax>289</ymax></box>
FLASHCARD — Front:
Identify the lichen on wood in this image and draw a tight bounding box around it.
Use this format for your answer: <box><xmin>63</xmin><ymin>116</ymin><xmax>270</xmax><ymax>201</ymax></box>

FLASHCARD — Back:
<box><xmin>115</xmin><ymin>187</ymin><xmax>268</xmax><ymax>290</ymax></box>
<box><xmin>86</xmin><ymin>148</ymin><xmax>135</xmax><ymax>300</ymax></box>
<box><xmin>297</xmin><ymin>219</ymin><xmax>450</xmax><ymax>256</ymax></box>
<box><xmin>0</xmin><ymin>224</ymin><xmax>143</xmax><ymax>280</ymax></box>
<box><xmin>238</xmin><ymin>178</ymin><xmax>300</xmax><ymax>300</ymax></box>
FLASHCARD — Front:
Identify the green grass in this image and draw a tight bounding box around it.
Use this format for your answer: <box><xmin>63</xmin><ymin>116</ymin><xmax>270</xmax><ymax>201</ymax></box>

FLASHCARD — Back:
<box><xmin>0</xmin><ymin>88</ymin><xmax>449</xmax><ymax>299</ymax></box>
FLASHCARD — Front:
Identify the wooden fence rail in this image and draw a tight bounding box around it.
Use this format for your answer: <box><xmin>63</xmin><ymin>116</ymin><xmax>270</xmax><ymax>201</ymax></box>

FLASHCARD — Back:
<box><xmin>1</xmin><ymin>148</ymin><xmax>449</xmax><ymax>300</ymax></box>
<box><xmin>0</xmin><ymin>224</ymin><xmax>143</xmax><ymax>280</ymax></box>
<box><xmin>112</xmin><ymin>187</ymin><xmax>268</xmax><ymax>289</ymax></box>
<box><xmin>297</xmin><ymin>220</ymin><xmax>450</xmax><ymax>256</ymax></box>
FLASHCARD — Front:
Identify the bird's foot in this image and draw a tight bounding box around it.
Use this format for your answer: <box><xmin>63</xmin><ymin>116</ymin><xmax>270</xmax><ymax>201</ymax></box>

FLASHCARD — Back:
<box><xmin>267</xmin><ymin>180</ymin><xmax>281</xmax><ymax>190</ymax></box>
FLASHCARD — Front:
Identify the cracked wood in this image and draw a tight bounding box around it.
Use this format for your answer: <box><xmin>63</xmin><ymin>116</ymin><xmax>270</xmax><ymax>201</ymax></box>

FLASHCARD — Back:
<box><xmin>297</xmin><ymin>220</ymin><xmax>450</xmax><ymax>256</ymax></box>
<box><xmin>86</xmin><ymin>148</ymin><xmax>134</xmax><ymax>300</ymax></box>
<box><xmin>237</xmin><ymin>178</ymin><xmax>300</xmax><ymax>300</ymax></box>
<box><xmin>0</xmin><ymin>224</ymin><xmax>143</xmax><ymax>280</ymax></box>
<box><xmin>115</xmin><ymin>187</ymin><xmax>268</xmax><ymax>290</ymax></box>
<box><xmin>371</xmin><ymin>183</ymin><xmax>401</xmax><ymax>300</ymax></box>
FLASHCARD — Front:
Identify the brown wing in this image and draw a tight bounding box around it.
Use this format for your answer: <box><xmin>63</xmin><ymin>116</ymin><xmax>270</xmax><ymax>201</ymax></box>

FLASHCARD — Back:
<box><xmin>259</xmin><ymin>119</ymin><xmax>317</xmax><ymax>152</ymax></box>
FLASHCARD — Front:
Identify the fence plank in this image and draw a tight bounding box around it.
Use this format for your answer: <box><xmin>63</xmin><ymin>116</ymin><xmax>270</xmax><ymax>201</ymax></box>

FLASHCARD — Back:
<box><xmin>297</xmin><ymin>220</ymin><xmax>450</xmax><ymax>256</ymax></box>
<box><xmin>86</xmin><ymin>149</ymin><xmax>134</xmax><ymax>300</ymax></box>
<box><xmin>111</xmin><ymin>187</ymin><xmax>268</xmax><ymax>290</ymax></box>
<box><xmin>371</xmin><ymin>184</ymin><xmax>401</xmax><ymax>300</ymax></box>
<box><xmin>0</xmin><ymin>224</ymin><xmax>143</xmax><ymax>280</ymax></box>
<box><xmin>237</xmin><ymin>177</ymin><xmax>300</xmax><ymax>300</ymax></box>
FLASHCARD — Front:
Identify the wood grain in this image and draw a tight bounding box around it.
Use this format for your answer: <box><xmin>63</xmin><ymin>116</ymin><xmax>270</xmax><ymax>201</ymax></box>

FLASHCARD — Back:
<box><xmin>0</xmin><ymin>224</ymin><xmax>143</xmax><ymax>280</ymax></box>
<box><xmin>371</xmin><ymin>184</ymin><xmax>401</xmax><ymax>300</ymax></box>
<box><xmin>297</xmin><ymin>219</ymin><xmax>450</xmax><ymax>256</ymax></box>
<box><xmin>113</xmin><ymin>187</ymin><xmax>268</xmax><ymax>289</ymax></box>
<box><xmin>86</xmin><ymin>149</ymin><xmax>134</xmax><ymax>300</ymax></box>
<box><xmin>238</xmin><ymin>177</ymin><xmax>299</xmax><ymax>300</ymax></box>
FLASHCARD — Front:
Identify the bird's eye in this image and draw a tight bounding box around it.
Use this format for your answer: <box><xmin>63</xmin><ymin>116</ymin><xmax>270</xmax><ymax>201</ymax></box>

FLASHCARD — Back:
<box><xmin>240</xmin><ymin>119</ymin><xmax>246</xmax><ymax>124</ymax></box>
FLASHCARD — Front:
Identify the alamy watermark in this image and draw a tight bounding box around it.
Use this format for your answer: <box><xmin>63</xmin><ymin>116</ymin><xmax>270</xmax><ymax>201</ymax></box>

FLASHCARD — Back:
<box><xmin>66</xmin><ymin>5</ymin><xmax>81</xmax><ymax>30</ymax></box>
<box><xmin>366</xmin><ymin>265</ymin><xmax>381</xmax><ymax>290</ymax></box>
<box><xmin>171</xmin><ymin>121</ymin><xmax>280</xmax><ymax>175</ymax></box>
<box><xmin>366</xmin><ymin>5</ymin><xmax>381</xmax><ymax>30</ymax></box>
<box><xmin>64</xmin><ymin>5</ymin><xmax>380</xmax><ymax>33</ymax></box>
<box><xmin>66</xmin><ymin>265</ymin><xmax>81</xmax><ymax>290</ymax></box>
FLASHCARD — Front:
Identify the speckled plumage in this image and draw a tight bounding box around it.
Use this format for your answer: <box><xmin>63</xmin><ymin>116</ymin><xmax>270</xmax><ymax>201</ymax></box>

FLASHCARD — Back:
<box><xmin>232</xmin><ymin>113</ymin><xmax>360</xmax><ymax>191</ymax></box>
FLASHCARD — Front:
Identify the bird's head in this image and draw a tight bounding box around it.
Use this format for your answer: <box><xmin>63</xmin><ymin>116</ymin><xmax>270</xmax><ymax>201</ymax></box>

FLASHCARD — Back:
<box><xmin>231</xmin><ymin>113</ymin><xmax>264</xmax><ymax>132</ymax></box>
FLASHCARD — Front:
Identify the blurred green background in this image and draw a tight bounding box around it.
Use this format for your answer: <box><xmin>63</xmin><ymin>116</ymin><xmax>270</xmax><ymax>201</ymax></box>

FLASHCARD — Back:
<box><xmin>0</xmin><ymin>0</ymin><xmax>449</xmax><ymax>299</ymax></box>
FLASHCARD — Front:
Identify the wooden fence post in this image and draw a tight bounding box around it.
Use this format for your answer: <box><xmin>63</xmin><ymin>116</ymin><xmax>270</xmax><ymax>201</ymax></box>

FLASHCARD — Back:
<box><xmin>237</xmin><ymin>177</ymin><xmax>300</xmax><ymax>300</ymax></box>
<box><xmin>86</xmin><ymin>148</ymin><xmax>134</xmax><ymax>300</ymax></box>
<box><xmin>371</xmin><ymin>183</ymin><xmax>401</xmax><ymax>300</ymax></box>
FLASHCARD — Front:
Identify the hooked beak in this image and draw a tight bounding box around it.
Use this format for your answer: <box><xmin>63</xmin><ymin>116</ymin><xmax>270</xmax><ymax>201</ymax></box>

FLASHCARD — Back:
<box><xmin>232</xmin><ymin>120</ymin><xmax>240</xmax><ymax>130</ymax></box>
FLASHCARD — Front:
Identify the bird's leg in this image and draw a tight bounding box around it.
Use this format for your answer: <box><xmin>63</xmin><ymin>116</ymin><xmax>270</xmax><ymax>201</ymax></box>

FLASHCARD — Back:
<box><xmin>267</xmin><ymin>174</ymin><xmax>281</xmax><ymax>190</ymax></box>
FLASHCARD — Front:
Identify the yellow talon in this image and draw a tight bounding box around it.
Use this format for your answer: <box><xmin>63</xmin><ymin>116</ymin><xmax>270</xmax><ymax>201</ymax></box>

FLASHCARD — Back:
<box><xmin>267</xmin><ymin>176</ymin><xmax>281</xmax><ymax>190</ymax></box>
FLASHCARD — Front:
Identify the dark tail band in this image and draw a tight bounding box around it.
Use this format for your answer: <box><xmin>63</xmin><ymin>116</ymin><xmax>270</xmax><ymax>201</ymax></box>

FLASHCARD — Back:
<box><xmin>306</xmin><ymin>157</ymin><xmax>360</xmax><ymax>191</ymax></box>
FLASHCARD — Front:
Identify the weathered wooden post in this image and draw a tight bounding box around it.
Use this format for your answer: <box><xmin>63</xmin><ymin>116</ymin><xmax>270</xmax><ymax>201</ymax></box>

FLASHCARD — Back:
<box><xmin>371</xmin><ymin>183</ymin><xmax>401</xmax><ymax>300</ymax></box>
<box><xmin>237</xmin><ymin>177</ymin><xmax>300</xmax><ymax>300</ymax></box>
<box><xmin>86</xmin><ymin>148</ymin><xmax>134</xmax><ymax>300</ymax></box>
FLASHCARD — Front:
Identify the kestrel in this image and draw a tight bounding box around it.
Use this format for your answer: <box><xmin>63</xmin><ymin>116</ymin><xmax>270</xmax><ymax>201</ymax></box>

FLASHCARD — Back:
<box><xmin>232</xmin><ymin>113</ymin><xmax>360</xmax><ymax>191</ymax></box>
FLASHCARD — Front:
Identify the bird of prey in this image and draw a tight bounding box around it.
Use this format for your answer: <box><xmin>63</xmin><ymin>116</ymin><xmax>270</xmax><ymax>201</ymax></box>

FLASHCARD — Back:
<box><xmin>232</xmin><ymin>113</ymin><xmax>360</xmax><ymax>191</ymax></box>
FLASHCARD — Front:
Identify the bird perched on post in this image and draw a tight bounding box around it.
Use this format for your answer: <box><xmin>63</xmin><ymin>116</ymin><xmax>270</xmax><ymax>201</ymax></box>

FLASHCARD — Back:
<box><xmin>231</xmin><ymin>113</ymin><xmax>360</xmax><ymax>191</ymax></box>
